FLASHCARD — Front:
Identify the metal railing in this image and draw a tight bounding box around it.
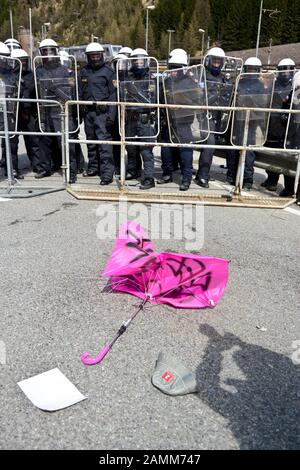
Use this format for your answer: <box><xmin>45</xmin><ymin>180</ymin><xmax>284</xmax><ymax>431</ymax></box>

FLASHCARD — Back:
<box><xmin>0</xmin><ymin>97</ymin><xmax>66</xmax><ymax>195</ymax></box>
<box><xmin>1</xmin><ymin>96</ymin><xmax>299</xmax><ymax>200</ymax></box>
<box><xmin>65</xmin><ymin>99</ymin><xmax>300</xmax><ymax>196</ymax></box>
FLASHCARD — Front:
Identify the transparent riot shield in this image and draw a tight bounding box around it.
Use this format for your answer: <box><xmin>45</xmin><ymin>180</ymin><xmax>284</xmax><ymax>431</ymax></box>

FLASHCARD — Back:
<box><xmin>223</xmin><ymin>56</ymin><xmax>243</xmax><ymax>83</ymax></box>
<box><xmin>285</xmin><ymin>72</ymin><xmax>300</xmax><ymax>150</ymax></box>
<box><xmin>206</xmin><ymin>80</ymin><xmax>234</xmax><ymax>134</ymax></box>
<box><xmin>267</xmin><ymin>70</ymin><xmax>294</xmax><ymax>143</ymax></box>
<box><xmin>33</xmin><ymin>55</ymin><xmax>79</xmax><ymax>133</ymax></box>
<box><xmin>231</xmin><ymin>72</ymin><xmax>275</xmax><ymax>147</ymax></box>
<box><xmin>117</xmin><ymin>57</ymin><xmax>160</xmax><ymax>139</ymax></box>
<box><xmin>203</xmin><ymin>54</ymin><xmax>242</xmax><ymax>135</ymax></box>
<box><xmin>163</xmin><ymin>64</ymin><xmax>209</xmax><ymax>144</ymax></box>
<box><xmin>0</xmin><ymin>55</ymin><xmax>21</xmax><ymax>138</ymax></box>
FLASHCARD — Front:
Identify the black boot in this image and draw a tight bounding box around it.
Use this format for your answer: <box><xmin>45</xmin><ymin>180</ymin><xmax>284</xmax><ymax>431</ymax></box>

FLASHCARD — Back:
<box><xmin>82</xmin><ymin>169</ymin><xmax>98</xmax><ymax>177</ymax></box>
<box><xmin>179</xmin><ymin>180</ymin><xmax>191</xmax><ymax>191</ymax></box>
<box><xmin>126</xmin><ymin>171</ymin><xmax>141</xmax><ymax>180</ymax></box>
<box><xmin>157</xmin><ymin>174</ymin><xmax>173</xmax><ymax>184</ymax></box>
<box><xmin>195</xmin><ymin>177</ymin><xmax>209</xmax><ymax>188</ymax></box>
<box><xmin>35</xmin><ymin>170</ymin><xmax>52</xmax><ymax>179</ymax></box>
<box><xmin>140</xmin><ymin>177</ymin><xmax>155</xmax><ymax>190</ymax></box>
<box><xmin>100</xmin><ymin>178</ymin><xmax>113</xmax><ymax>186</ymax></box>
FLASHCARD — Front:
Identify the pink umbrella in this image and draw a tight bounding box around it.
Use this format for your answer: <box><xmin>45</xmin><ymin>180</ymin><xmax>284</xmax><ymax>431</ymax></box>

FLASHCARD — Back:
<box><xmin>81</xmin><ymin>221</ymin><xmax>229</xmax><ymax>365</ymax></box>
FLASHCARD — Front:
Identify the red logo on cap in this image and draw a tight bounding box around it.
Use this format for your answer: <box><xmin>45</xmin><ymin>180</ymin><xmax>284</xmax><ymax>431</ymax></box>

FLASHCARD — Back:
<box><xmin>162</xmin><ymin>371</ymin><xmax>174</xmax><ymax>383</ymax></box>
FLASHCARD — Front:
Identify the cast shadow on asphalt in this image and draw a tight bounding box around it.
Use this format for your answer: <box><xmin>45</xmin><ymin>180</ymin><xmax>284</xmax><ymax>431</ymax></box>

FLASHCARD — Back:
<box><xmin>196</xmin><ymin>324</ymin><xmax>300</xmax><ymax>450</ymax></box>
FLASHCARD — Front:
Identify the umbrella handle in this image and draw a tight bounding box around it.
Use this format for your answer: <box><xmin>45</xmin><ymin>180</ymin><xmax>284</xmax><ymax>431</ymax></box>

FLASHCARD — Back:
<box><xmin>81</xmin><ymin>344</ymin><xmax>110</xmax><ymax>365</ymax></box>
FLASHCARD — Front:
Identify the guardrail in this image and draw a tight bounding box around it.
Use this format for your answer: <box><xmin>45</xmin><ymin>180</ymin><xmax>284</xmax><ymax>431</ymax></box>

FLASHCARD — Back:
<box><xmin>65</xmin><ymin>99</ymin><xmax>300</xmax><ymax>196</ymax></box>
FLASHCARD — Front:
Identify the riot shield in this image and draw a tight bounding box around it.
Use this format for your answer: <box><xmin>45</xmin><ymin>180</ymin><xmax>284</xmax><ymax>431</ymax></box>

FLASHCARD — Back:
<box><xmin>117</xmin><ymin>57</ymin><xmax>160</xmax><ymax>139</ymax></box>
<box><xmin>223</xmin><ymin>56</ymin><xmax>243</xmax><ymax>83</ymax></box>
<box><xmin>231</xmin><ymin>72</ymin><xmax>275</xmax><ymax>147</ymax></box>
<box><xmin>267</xmin><ymin>70</ymin><xmax>294</xmax><ymax>142</ymax></box>
<box><xmin>33</xmin><ymin>55</ymin><xmax>79</xmax><ymax>133</ymax></box>
<box><xmin>163</xmin><ymin>64</ymin><xmax>209</xmax><ymax>144</ymax></box>
<box><xmin>206</xmin><ymin>79</ymin><xmax>234</xmax><ymax>134</ymax></box>
<box><xmin>285</xmin><ymin>71</ymin><xmax>300</xmax><ymax>150</ymax></box>
<box><xmin>0</xmin><ymin>55</ymin><xmax>21</xmax><ymax>138</ymax></box>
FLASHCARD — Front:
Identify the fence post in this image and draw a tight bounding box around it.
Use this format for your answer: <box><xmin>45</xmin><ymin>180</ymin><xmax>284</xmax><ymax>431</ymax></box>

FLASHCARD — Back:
<box><xmin>234</xmin><ymin>109</ymin><xmax>250</xmax><ymax>195</ymax></box>
<box><xmin>120</xmin><ymin>104</ymin><xmax>126</xmax><ymax>191</ymax></box>
<box><xmin>294</xmin><ymin>152</ymin><xmax>300</xmax><ymax>196</ymax></box>
<box><xmin>61</xmin><ymin>104</ymin><xmax>68</xmax><ymax>186</ymax></box>
<box><xmin>0</xmin><ymin>80</ymin><xmax>16</xmax><ymax>192</ymax></box>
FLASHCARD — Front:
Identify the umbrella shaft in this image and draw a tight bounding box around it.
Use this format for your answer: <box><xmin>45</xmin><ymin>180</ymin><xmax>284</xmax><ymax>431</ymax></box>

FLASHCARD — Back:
<box><xmin>109</xmin><ymin>296</ymin><xmax>149</xmax><ymax>348</ymax></box>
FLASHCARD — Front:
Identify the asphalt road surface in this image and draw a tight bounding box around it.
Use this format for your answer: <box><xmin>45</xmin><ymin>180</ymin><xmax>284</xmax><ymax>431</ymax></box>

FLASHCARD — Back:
<box><xmin>0</xmin><ymin>152</ymin><xmax>300</xmax><ymax>450</ymax></box>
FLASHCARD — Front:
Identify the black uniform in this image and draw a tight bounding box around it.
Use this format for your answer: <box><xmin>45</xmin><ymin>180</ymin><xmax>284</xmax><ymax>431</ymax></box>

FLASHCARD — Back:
<box><xmin>197</xmin><ymin>70</ymin><xmax>233</xmax><ymax>183</ymax></box>
<box><xmin>0</xmin><ymin>62</ymin><xmax>19</xmax><ymax>175</ymax></box>
<box><xmin>228</xmin><ymin>75</ymin><xmax>266</xmax><ymax>187</ymax></box>
<box><xmin>79</xmin><ymin>62</ymin><xmax>116</xmax><ymax>181</ymax></box>
<box><xmin>35</xmin><ymin>60</ymin><xmax>77</xmax><ymax>180</ymax></box>
<box><xmin>160</xmin><ymin>69</ymin><xmax>194</xmax><ymax>184</ymax></box>
<box><xmin>263</xmin><ymin>76</ymin><xmax>293</xmax><ymax>192</ymax></box>
<box><xmin>121</xmin><ymin>69</ymin><xmax>155</xmax><ymax>180</ymax></box>
<box><xmin>10</xmin><ymin>66</ymin><xmax>40</xmax><ymax>174</ymax></box>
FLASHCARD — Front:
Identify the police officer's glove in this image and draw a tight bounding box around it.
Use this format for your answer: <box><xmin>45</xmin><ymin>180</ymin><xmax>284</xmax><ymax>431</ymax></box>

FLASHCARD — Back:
<box><xmin>106</xmin><ymin>116</ymin><xmax>115</xmax><ymax>131</ymax></box>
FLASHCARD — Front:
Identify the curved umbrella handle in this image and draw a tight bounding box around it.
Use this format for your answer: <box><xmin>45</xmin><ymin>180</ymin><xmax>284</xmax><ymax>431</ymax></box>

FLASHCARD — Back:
<box><xmin>81</xmin><ymin>344</ymin><xmax>110</xmax><ymax>365</ymax></box>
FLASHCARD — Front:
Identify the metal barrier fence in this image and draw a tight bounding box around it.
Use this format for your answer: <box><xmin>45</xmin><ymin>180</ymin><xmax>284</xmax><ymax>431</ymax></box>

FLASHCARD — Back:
<box><xmin>0</xmin><ymin>97</ymin><xmax>66</xmax><ymax>197</ymax></box>
<box><xmin>65</xmin><ymin>99</ymin><xmax>300</xmax><ymax>207</ymax></box>
<box><xmin>1</xmin><ymin>95</ymin><xmax>300</xmax><ymax>206</ymax></box>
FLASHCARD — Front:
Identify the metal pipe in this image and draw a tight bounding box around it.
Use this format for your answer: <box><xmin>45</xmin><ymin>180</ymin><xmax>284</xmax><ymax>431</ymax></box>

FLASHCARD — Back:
<box><xmin>61</xmin><ymin>109</ymin><xmax>67</xmax><ymax>185</ymax></box>
<box><xmin>234</xmin><ymin>109</ymin><xmax>250</xmax><ymax>195</ymax></box>
<box><xmin>256</xmin><ymin>0</ymin><xmax>264</xmax><ymax>57</ymax></box>
<box><xmin>145</xmin><ymin>8</ymin><xmax>149</xmax><ymax>52</ymax></box>
<box><xmin>9</xmin><ymin>7</ymin><xmax>14</xmax><ymax>39</ymax></box>
<box><xmin>294</xmin><ymin>153</ymin><xmax>300</xmax><ymax>196</ymax></box>
<box><xmin>29</xmin><ymin>8</ymin><xmax>33</xmax><ymax>66</ymax></box>
<box><xmin>1</xmin><ymin>83</ymin><xmax>15</xmax><ymax>191</ymax></box>
<box><xmin>120</xmin><ymin>104</ymin><xmax>126</xmax><ymax>190</ymax></box>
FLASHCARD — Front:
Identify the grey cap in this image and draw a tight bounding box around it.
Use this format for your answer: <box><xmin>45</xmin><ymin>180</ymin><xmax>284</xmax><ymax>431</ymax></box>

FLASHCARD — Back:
<box><xmin>152</xmin><ymin>351</ymin><xmax>198</xmax><ymax>396</ymax></box>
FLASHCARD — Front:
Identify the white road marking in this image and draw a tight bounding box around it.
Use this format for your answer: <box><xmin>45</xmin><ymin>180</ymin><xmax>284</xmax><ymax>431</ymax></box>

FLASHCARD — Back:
<box><xmin>284</xmin><ymin>207</ymin><xmax>300</xmax><ymax>216</ymax></box>
<box><xmin>0</xmin><ymin>197</ymin><xmax>11</xmax><ymax>202</ymax></box>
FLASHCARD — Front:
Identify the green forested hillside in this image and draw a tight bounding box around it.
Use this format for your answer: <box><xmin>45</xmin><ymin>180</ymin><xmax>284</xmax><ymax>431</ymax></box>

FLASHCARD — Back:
<box><xmin>1</xmin><ymin>0</ymin><xmax>300</xmax><ymax>57</ymax></box>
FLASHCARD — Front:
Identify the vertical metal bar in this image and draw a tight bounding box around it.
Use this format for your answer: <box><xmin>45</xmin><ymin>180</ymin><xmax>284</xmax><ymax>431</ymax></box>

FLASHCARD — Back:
<box><xmin>256</xmin><ymin>0</ymin><xmax>264</xmax><ymax>57</ymax></box>
<box><xmin>234</xmin><ymin>109</ymin><xmax>250</xmax><ymax>195</ymax></box>
<box><xmin>145</xmin><ymin>9</ymin><xmax>149</xmax><ymax>53</ymax></box>
<box><xmin>294</xmin><ymin>153</ymin><xmax>300</xmax><ymax>196</ymax></box>
<box><xmin>29</xmin><ymin>8</ymin><xmax>33</xmax><ymax>67</ymax></box>
<box><xmin>61</xmin><ymin>105</ymin><xmax>68</xmax><ymax>185</ymax></box>
<box><xmin>120</xmin><ymin>104</ymin><xmax>126</xmax><ymax>190</ymax></box>
<box><xmin>2</xmin><ymin>96</ymin><xmax>15</xmax><ymax>191</ymax></box>
<box><xmin>9</xmin><ymin>7</ymin><xmax>14</xmax><ymax>39</ymax></box>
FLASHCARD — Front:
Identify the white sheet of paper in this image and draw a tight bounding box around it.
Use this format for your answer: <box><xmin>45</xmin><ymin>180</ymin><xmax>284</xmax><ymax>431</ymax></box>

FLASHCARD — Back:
<box><xmin>17</xmin><ymin>368</ymin><xmax>87</xmax><ymax>411</ymax></box>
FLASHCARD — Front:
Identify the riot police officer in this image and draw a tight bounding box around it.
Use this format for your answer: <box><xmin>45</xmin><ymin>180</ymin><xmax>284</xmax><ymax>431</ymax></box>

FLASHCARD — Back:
<box><xmin>10</xmin><ymin>48</ymin><xmax>40</xmax><ymax>175</ymax></box>
<box><xmin>110</xmin><ymin>53</ymin><xmax>128</xmax><ymax>174</ymax></box>
<box><xmin>79</xmin><ymin>42</ymin><xmax>116</xmax><ymax>184</ymax></box>
<box><xmin>158</xmin><ymin>50</ymin><xmax>194</xmax><ymax>191</ymax></box>
<box><xmin>35</xmin><ymin>39</ymin><xmax>78</xmax><ymax>183</ymax></box>
<box><xmin>228</xmin><ymin>57</ymin><xmax>266</xmax><ymax>190</ymax></box>
<box><xmin>122</xmin><ymin>48</ymin><xmax>156</xmax><ymax>190</ymax></box>
<box><xmin>4</xmin><ymin>38</ymin><xmax>21</xmax><ymax>53</ymax></box>
<box><xmin>119</xmin><ymin>47</ymin><xmax>133</xmax><ymax>58</ymax></box>
<box><xmin>261</xmin><ymin>58</ymin><xmax>295</xmax><ymax>194</ymax></box>
<box><xmin>0</xmin><ymin>41</ymin><xmax>20</xmax><ymax>178</ymax></box>
<box><xmin>195</xmin><ymin>47</ymin><xmax>229</xmax><ymax>188</ymax></box>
